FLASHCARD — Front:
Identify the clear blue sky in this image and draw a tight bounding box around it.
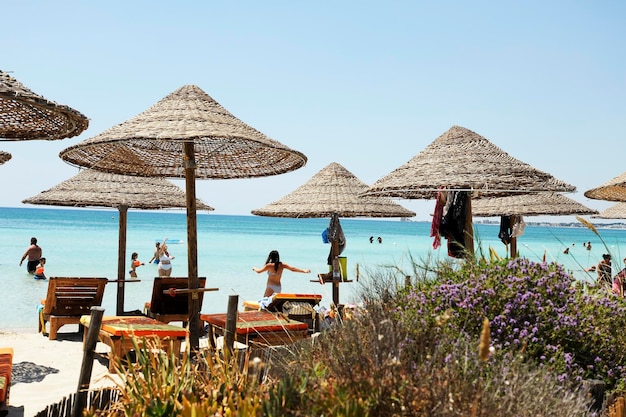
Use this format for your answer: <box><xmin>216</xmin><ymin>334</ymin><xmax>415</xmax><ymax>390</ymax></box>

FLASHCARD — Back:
<box><xmin>2</xmin><ymin>1</ymin><xmax>625</xmax><ymax>222</ymax></box>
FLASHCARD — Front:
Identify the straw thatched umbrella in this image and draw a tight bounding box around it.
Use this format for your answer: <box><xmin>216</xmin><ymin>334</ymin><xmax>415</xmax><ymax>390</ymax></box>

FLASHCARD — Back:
<box><xmin>23</xmin><ymin>168</ymin><xmax>214</xmax><ymax>315</ymax></box>
<box><xmin>472</xmin><ymin>193</ymin><xmax>597</xmax><ymax>217</ymax></box>
<box><xmin>584</xmin><ymin>171</ymin><xmax>626</xmax><ymax>202</ymax></box>
<box><xmin>0</xmin><ymin>151</ymin><xmax>11</xmax><ymax>164</ymax></box>
<box><xmin>1</xmin><ymin>70</ymin><xmax>88</xmax><ymax>140</ymax></box>
<box><xmin>592</xmin><ymin>203</ymin><xmax>626</xmax><ymax>219</ymax></box>
<box><xmin>59</xmin><ymin>84</ymin><xmax>307</xmax><ymax>347</ymax></box>
<box><xmin>252</xmin><ymin>162</ymin><xmax>416</xmax><ymax>305</ymax></box>
<box><xmin>364</xmin><ymin>125</ymin><xmax>576</xmax><ymax>257</ymax></box>
<box><xmin>472</xmin><ymin>193</ymin><xmax>598</xmax><ymax>255</ymax></box>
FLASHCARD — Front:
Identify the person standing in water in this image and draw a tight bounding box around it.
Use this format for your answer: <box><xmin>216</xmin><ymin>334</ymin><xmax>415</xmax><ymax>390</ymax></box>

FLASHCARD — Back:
<box><xmin>597</xmin><ymin>254</ymin><xmax>612</xmax><ymax>287</ymax></box>
<box><xmin>20</xmin><ymin>237</ymin><xmax>42</xmax><ymax>274</ymax></box>
<box><xmin>34</xmin><ymin>258</ymin><xmax>47</xmax><ymax>280</ymax></box>
<box><xmin>157</xmin><ymin>241</ymin><xmax>175</xmax><ymax>277</ymax></box>
<box><xmin>148</xmin><ymin>242</ymin><xmax>161</xmax><ymax>265</ymax></box>
<box><xmin>129</xmin><ymin>252</ymin><xmax>145</xmax><ymax>278</ymax></box>
<box><xmin>252</xmin><ymin>250</ymin><xmax>311</xmax><ymax>297</ymax></box>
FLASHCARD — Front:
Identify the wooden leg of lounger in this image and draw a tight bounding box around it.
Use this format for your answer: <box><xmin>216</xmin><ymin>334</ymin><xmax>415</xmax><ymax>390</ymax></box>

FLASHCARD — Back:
<box><xmin>172</xmin><ymin>339</ymin><xmax>181</xmax><ymax>355</ymax></box>
<box><xmin>48</xmin><ymin>318</ymin><xmax>58</xmax><ymax>340</ymax></box>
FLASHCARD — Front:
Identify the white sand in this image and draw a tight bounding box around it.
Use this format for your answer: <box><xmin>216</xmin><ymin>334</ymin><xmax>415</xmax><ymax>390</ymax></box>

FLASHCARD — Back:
<box><xmin>2</xmin><ymin>326</ymin><xmax>214</xmax><ymax>417</ymax></box>
<box><xmin>2</xmin><ymin>326</ymin><xmax>120</xmax><ymax>417</ymax></box>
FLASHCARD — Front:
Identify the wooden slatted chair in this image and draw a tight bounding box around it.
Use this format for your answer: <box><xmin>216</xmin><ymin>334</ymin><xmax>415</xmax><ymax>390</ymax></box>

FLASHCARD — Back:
<box><xmin>144</xmin><ymin>277</ymin><xmax>208</xmax><ymax>324</ymax></box>
<box><xmin>38</xmin><ymin>277</ymin><xmax>108</xmax><ymax>340</ymax></box>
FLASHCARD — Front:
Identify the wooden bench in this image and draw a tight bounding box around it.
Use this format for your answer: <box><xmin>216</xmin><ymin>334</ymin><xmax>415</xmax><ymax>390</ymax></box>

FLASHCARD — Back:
<box><xmin>39</xmin><ymin>277</ymin><xmax>108</xmax><ymax>340</ymax></box>
<box><xmin>0</xmin><ymin>347</ymin><xmax>13</xmax><ymax>416</ymax></box>
<box><xmin>80</xmin><ymin>315</ymin><xmax>188</xmax><ymax>373</ymax></box>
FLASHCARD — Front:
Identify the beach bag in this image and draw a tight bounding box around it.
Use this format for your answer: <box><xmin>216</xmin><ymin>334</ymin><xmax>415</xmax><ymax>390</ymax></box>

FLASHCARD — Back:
<box><xmin>283</xmin><ymin>301</ymin><xmax>316</xmax><ymax>332</ymax></box>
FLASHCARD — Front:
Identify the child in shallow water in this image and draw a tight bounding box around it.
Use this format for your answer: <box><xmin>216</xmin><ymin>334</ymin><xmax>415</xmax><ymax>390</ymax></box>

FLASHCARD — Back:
<box><xmin>34</xmin><ymin>258</ymin><xmax>47</xmax><ymax>280</ymax></box>
<box><xmin>129</xmin><ymin>252</ymin><xmax>144</xmax><ymax>278</ymax></box>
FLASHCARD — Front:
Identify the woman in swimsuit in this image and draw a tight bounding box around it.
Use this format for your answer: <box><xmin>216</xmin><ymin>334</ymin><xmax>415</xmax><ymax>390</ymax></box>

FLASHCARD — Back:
<box><xmin>252</xmin><ymin>250</ymin><xmax>311</xmax><ymax>297</ymax></box>
<box><xmin>157</xmin><ymin>241</ymin><xmax>175</xmax><ymax>277</ymax></box>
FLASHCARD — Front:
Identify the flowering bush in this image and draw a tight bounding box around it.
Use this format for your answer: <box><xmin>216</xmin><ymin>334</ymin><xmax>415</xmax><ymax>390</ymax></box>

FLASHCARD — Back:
<box><xmin>396</xmin><ymin>257</ymin><xmax>626</xmax><ymax>393</ymax></box>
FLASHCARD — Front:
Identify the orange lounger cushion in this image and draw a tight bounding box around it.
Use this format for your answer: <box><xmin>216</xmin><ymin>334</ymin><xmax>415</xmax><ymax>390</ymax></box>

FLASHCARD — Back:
<box><xmin>0</xmin><ymin>348</ymin><xmax>13</xmax><ymax>358</ymax></box>
<box><xmin>201</xmin><ymin>311</ymin><xmax>308</xmax><ymax>335</ymax></box>
<box><xmin>0</xmin><ymin>347</ymin><xmax>13</xmax><ymax>402</ymax></box>
<box><xmin>242</xmin><ymin>300</ymin><xmax>261</xmax><ymax>310</ymax></box>
<box><xmin>271</xmin><ymin>293</ymin><xmax>322</xmax><ymax>302</ymax></box>
<box><xmin>80</xmin><ymin>316</ymin><xmax>188</xmax><ymax>338</ymax></box>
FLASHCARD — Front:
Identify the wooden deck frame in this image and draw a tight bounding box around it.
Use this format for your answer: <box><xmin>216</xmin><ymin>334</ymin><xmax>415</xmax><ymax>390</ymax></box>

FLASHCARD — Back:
<box><xmin>80</xmin><ymin>315</ymin><xmax>188</xmax><ymax>373</ymax></box>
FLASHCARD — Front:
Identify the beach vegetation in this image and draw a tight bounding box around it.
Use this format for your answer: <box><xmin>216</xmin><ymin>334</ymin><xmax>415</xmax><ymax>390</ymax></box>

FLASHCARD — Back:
<box><xmin>85</xmin><ymin>337</ymin><xmax>265</xmax><ymax>416</ymax></box>
<box><xmin>83</xmin><ymin>254</ymin><xmax>626</xmax><ymax>416</ymax></box>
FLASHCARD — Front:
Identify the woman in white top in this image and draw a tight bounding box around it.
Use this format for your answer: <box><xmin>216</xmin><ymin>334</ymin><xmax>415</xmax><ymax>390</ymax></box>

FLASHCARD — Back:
<box><xmin>157</xmin><ymin>242</ymin><xmax>175</xmax><ymax>277</ymax></box>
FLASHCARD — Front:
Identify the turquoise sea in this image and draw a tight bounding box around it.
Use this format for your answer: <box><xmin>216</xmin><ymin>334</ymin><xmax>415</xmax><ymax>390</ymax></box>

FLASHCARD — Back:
<box><xmin>1</xmin><ymin>207</ymin><xmax>625</xmax><ymax>330</ymax></box>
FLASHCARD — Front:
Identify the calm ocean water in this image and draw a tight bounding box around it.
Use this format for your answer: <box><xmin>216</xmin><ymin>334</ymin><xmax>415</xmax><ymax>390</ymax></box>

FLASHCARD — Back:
<box><xmin>1</xmin><ymin>206</ymin><xmax>625</xmax><ymax>330</ymax></box>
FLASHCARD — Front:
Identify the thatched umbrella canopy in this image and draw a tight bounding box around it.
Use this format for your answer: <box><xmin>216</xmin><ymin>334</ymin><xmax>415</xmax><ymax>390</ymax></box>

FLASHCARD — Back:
<box><xmin>0</xmin><ymin>70</ymin><xmax>88</xmax><ymax>140</ymax></box>
<box><xmin>592</xmin><ymin>203</ymin><xmax>626</xmax><ymax>219</ymax></box>
<box><xmin>472</xmin><ymin>193</ymin><xmax>597</xmax><ymax>217</ymax></box>
<box><xmin>23</xmin><ymin>168</ymin><xmax>214</xmax><ymax>210</ymax></box>
<box><xmin>252</xmin><ymin>162</ymin><xmax>416</xmax><ymax>218</ymax></box>
<box><xmin>473</xmin><ymin>193</ymin><xmax>597</xmax><ymax>256</ymax></box>
<box><xmin>0</xmin><ymin>151</ymin><xmax>11</xmax><ymax>164</ymax></box>
<box><xmin>252</xmin><ymin>162</ymin><xmax>415</xmax><ymax>305</ymax></box>
<box><xmin>365</xmin><ymin>125</ymin><xmax>576</xmax><ymax>257</ymax></box>
<box><xmin>366</xmin><ymin>125</ymin><xmax>575</xmax><ymax>199</ymax></box>
<box><xmin>584</xmin><ymin>171</ymin><xmax>626</xmax><ymax>202</ymax></box>
<box><xmin>59</xmin><ymin>84</ymin><xmax>307</xmax><ymax>347</ymax></box>
<box><xmin>23</xmin><ymin>168</ymin><xmax>214</xmax><ymax>314</ymax></box>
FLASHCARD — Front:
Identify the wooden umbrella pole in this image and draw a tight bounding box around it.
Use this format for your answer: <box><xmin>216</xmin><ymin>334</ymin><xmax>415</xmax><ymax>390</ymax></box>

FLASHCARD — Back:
<box><xmin>116</xmin><ymin>205</ymin><xmax>128</xmax><ymax>315</ymax></box>
<box><xmin>331</xmin><ymin>239</ymin><xmax>340</xmax><ymax>307</ymax></box>
<box><xmin>465</xmin><ymin>195</ymin><xmax>475</xmax><ymax>258</ymax></box>
<box><xmin>511</xmin><ymin>216</ymin><xmax>518</xmax><ymax>258</ymax></box>
<box><xmin>184</xmin><ymin>141</ymin><xmax>200</xmax><ymax>350</ymax></box>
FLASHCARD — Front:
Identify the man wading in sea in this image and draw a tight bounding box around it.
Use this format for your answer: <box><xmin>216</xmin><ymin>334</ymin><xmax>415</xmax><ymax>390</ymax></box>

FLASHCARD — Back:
<box><xmin>19</xmin><ymin>237</ymin><xmax>42</xmax><ymax>274</ymax></box>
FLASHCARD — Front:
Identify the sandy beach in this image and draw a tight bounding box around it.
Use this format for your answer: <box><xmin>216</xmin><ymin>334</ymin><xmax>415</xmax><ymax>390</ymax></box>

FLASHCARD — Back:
<box><xmin>2</xmin><ymin>326</ymin><xmax>120</xmax><ymax>417</ymax></box>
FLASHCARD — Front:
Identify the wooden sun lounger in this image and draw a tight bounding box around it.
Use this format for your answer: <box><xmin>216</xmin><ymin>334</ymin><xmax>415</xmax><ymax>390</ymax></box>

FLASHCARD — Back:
<box><xmin>80</xmin><ymin>315</ymin><xmax>188</xmax><ymax>373</ymax></box>
<box><xmin>242</xmin><ymin>293</ymin><xmax>322</xmax><ymax>333</ymax></box>
<box><xmin>39</xmin><ymin>277</ymin><xmax>108</xmax><ymax>340</ymax></box>
<box><xmin>144</xmin><ymin>277</ymin><xmax>216</xmax><ymax>324</ymax></box>
<box><xmin>201</xmin><ymin>310</ymin><xmax>309</xmax><ymax>348</ymax></box>
<box><xmin>242</xmin><ymin>293</ymin><xmax>322</xmax><ymax>311</ymax></box>
<box><xmin>0</xmin><ymin>347</ymin><xmax>13</xmax><ymax>416</ymax></box>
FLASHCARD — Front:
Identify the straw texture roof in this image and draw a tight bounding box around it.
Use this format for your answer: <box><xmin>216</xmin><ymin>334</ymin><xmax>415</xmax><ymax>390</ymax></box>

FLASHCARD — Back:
<box><xmin>251</xmin><ymin>162</ymin><xmax>416</xmax><ymax>218</ymax></box>
<box><xmin>0</xmin><ymin>70</ymin><xmax>89</xmax><ymax>140</ymax></box>
<box><xmin>22</xmin><ymin>169</ymin><xmax>214</xmax><ymax>210</ymax></box>
<box><xmin>365</xmin><ymin>125</ymin><xmax>576</xmax><ymax>199</ymax></box>
<box><xmin>59</xmin><ymin>84</ymin><xmax>307</xmax><ymax>179</ymax></box>
<box><xmin>584</xmin><ymin>171</ymin><xmax>626</xmax><ymax>202</ymax></box>
<box><xmin>472</xmin><ymin>193</ymin><xmax>598</xmax><ymax>217</ymax></box>
<box><xmin>592</xmin><ymin>203</ymin><xmax>626</xmax><ymax>219</ymax></box>
<box><xmin>0</xmin><ymin>151</ymin><xmax>11</xmax><ymax>164</ymax></box>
